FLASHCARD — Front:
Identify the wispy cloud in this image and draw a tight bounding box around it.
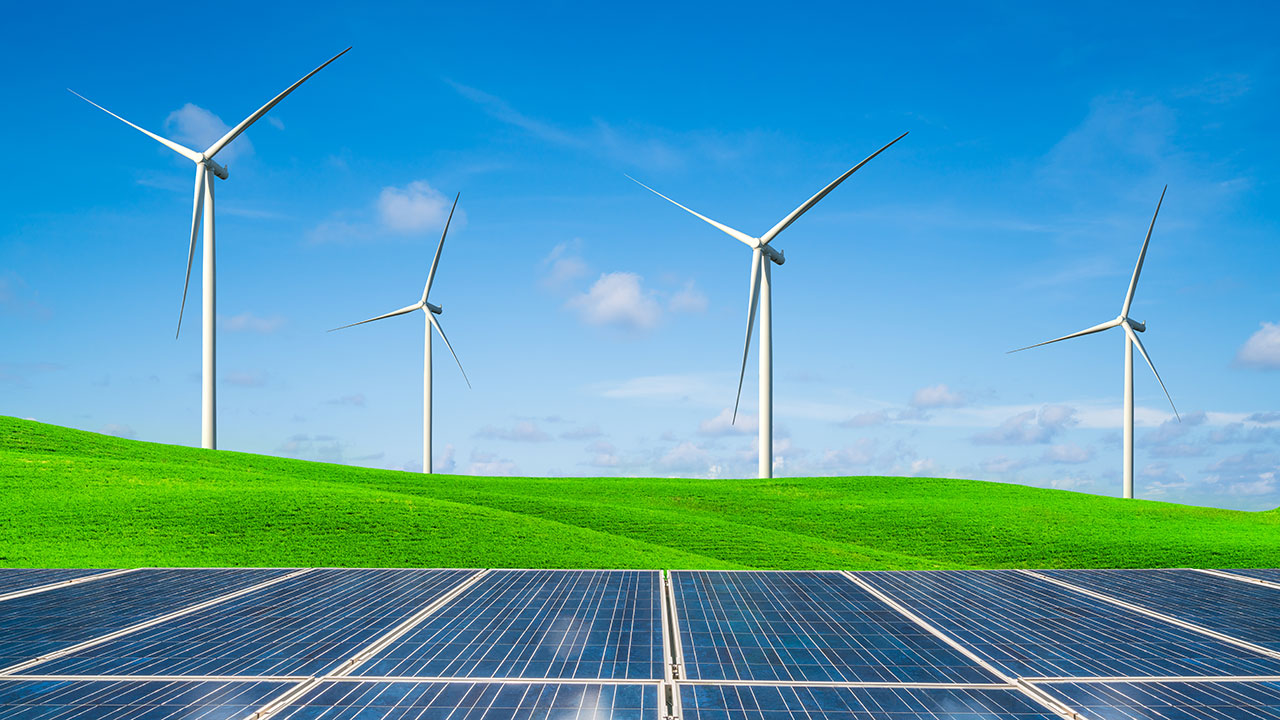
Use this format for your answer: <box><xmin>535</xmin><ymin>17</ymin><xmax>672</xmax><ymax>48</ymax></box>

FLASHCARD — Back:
<box><xmin>165</xmin><ymin>104</ymin><xmax>251</xmax><ymax>161</ymax></box>
<box><xmin>475</xmin><ymin>420</ymin><xmax>551</xmax><ymax>442</ymax></box>
<box><xmin>1237</xmin><ymin>322</ymin><xmax>1280</xmax><ymax>370</ymax></box>
<box><xmin>566</xmin><ymin>272</ymin><xmax>662</xmax><ymax>331</ymax></box>
<box><xmin>308</xmin><ymin>179</ymin><xmax>465</xmax><ymax>244</ymax></box>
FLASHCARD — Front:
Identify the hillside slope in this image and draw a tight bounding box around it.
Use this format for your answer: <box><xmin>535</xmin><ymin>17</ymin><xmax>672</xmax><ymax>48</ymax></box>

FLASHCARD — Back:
<box><xmin>2</xmin><ymin>416</ymin><xmax>1277</xmax><ymax>569</ymax></box>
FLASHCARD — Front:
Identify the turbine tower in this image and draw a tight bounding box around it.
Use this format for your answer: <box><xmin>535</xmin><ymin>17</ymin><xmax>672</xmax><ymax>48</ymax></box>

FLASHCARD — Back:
<box><xmin>1010</xmin><ymin>186</ymin><xmax>1179</xmax><ymax>499</ymax></box>
<box><xmin>330</xmin><ymin>194</ymin><xmax>470</xmax><ymax>474</ymax></box>
<box><xmin>71</xmin><ymin>48</ymin><xmax>350</xmax><ymax>450</ymax></box>
<box><xmin>631</xmin><ymin>132</ymin><xmax>908</xmax><ymax>479</ymax></box>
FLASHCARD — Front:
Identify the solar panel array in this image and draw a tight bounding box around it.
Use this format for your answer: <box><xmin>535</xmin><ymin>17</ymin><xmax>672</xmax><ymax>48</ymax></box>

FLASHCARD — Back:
<box><xmin>1</xmin><ymin>566</ymin><xmax>1278</xmax><ymax>719</ymax></box>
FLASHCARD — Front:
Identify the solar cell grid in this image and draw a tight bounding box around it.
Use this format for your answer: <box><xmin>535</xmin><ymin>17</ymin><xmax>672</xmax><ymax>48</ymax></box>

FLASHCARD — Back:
<box><xmin>1223</xmin><ymin>569</ymin><xmax>1280</xmax><ymax>585</ymax></box>
<box><xmin>1039</xmin><ymin>680</ymin><xmax>1280</xmax><ymax>720</ymax></box>
<box><xmin>1040</xmin><ymin>568</ymin><xmax>1280</xmax><ymax>651</ymax></box>
<box><xmin>355</xmin><ymin>570</ymin><xmax>663</xmax><ymax>680</ymax></box>
<box><xmin>0</xmin><ymin>678</ymin><xmax>291</xmax><ymax>720</ymax></box>
<box><xmin>0</xmin><ymin>568</ymin><xmax>292</xmax><ymax>670</ymax></box>
<box><xmin>271</xmin><ymin>681</ymin><xmax>662</xmax><ymax>720</ymax></box>
<box><xmin>20</xmin><ymin>568</ymin><xmax>478</xmax><ymax>677</ymax></box>
<box><xmin>854</xmin><ymin>570</ymin><xmax>1280</xmax><ymax>679</ymax></box>
<box><xmin>0</xmin><ymin>569</ymin><xmax>109</xmax><ymax>597</ymax></box>
<box><xmin>679</xmin><ymin>684</ymin><xmax>1061</xmax><ymax>720</ymax></box>
<box><xmin>672</xmin><ymin>571</ymin><xmax>998</xmax><ymax>683</ymax></box>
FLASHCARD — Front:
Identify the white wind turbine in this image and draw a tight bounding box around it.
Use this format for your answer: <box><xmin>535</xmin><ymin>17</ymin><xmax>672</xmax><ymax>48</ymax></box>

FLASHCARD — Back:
<box><xmin>631</xmin><ymin>132</ymin><xmax>908</xmax><ymax>479</ymax></box>
<box><xmin>70</xmin><ymin>47</ymin><xmax>350</xmax><ymax>450</ymax></box>
<box><xmin>330</xmin><ymin>194</ymin><xmax>470</xmax><ymax>474</ymax></box>
<box><xmin>1010</xmin><ymin>186</ymin><xmax>1179</xmax><ymax>499</ymax></box>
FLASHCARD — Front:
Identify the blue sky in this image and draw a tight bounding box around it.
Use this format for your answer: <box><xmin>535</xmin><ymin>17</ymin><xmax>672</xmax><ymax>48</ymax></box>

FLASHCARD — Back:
<box><xmin>2</xmin><ymin>2</ymin><xmax>1278</xmax><ymax>509</ymax></box>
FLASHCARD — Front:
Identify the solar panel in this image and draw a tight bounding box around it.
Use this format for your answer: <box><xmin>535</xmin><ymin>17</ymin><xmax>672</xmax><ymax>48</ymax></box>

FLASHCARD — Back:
<box><xmin>0</xmin><ymin>678</ymin><xmax>292</xmax><ymax>720</ymax></box>
<box><xmin>270</xmin><ymin>681</ymin><xmax>662</xmax><ymax>720</ymax></box>
<box><xmin>1038</xmin><ymin>680</ymin><xmax>1280</xmax><ymax>720</ymax></box>
<box><xmin>672</xmin><ymin>571</ymin><xmax>999</xmax><ymax>683</ymax></box>
<box><xmin>20</xmin><ymin>568</ymin><xmax>478</xmax><ymax>677</ymax></box>
<box><xmin>679</xmin><ymin>684</ymin><xmax>1061</xmax><ymax>720</ymax></box>
<box><xmin>1040</xmin><ymin>568</ymin><xmax>1280</xmax><ymax>650</ymax></box>
<box><xmin>0</xmin><ymin>569</ymin><xmax>110</xmax><ymax>597</ymax></box>
<box><xmin>354</xmin><ymin>570</ymin><xmax>663</xmax><ymax>680</ymax></box>
<box><xmin>854</xmin><ymin>570</ymin><xmax>1280</xmax><ymax>679</ymax></box>
<box><xmin>1223</xmin><ymin>569</ymin><xmax>1280</xmax><ymax>584</ymax></box>
<box><xmin>0</xmin><ymin>568</ymin><xmax>291</xmax><ymax>670</ymax></box>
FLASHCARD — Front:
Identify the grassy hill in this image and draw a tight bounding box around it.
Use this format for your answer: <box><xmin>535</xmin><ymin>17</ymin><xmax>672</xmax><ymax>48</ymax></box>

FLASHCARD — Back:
<box><xmin>2</xmin><ymin>415</ymin><xmax>1277</xmax><ymax>569</ymax></box>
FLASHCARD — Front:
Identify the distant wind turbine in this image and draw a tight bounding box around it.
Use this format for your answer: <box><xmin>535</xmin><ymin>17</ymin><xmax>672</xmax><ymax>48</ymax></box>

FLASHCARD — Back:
<box><xmin>330</xmin><ymin>194</ymin><xmax>470</xmax><ymax>474</ymax></box>
<box><xmin>70</xmin><ymin>47</ymin><xmax>351</xmax><ymax>450</ymax></box>
<box><xmin>630</xmin><ymin>132</ymin><xmax>908</xmax><ymax>479</ymax></box>
<box><xmin>1010</xmin><ymin>186</ymin><xmax>1178</xmax><ymax>499</ymax></box>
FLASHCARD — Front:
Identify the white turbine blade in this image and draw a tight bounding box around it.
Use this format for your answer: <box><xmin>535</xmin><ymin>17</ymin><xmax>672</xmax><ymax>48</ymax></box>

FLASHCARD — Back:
<box><xmin>421</xmin><ymin>193</ymin><xmax>460</xmax><ymax>304</ymax></box>
<box><xmin>1120</xmin><ymin>185</ymin><xmax>1167</xmax><ymax>319</ymax></box>
<box><xmin>733</xmin><ymin>247</ymin><xmax>764</xmax><ymax>424</ymax></box>
<box><xmin>1124</xmin><ymin>323</ymin><xmax>1179</xmax><ymax>421</ymax></box>
<box><xmin>328</xmin><ymin>302</ymin><xmax>421</xmax><ymax>332</ymax></box>
<box><xmin>204</xmin><ymin>47</ymin><xmax>351</xmax><ymax>159</ymax></box>
<box><xmin>176</xmin><ymin>166</ymin><xmax>206</xmax><ymax>338</ymax></box>
<box><xmin>68</xmin><ymin>89</ymin><xmax>202</xmax><ymax>163</ymax></box>
<box><xmin>626</xmin><ymin>175</ymin><xmax>758</xmax><ymax>248</ymax></box>
<box><xmin>427</xmin><ymin>312</ymin><xmax>471</xmax><ymax>389</ymax></box>
<box><xmin>760</xmin><ymin>131</ymin><xmax>909</xmax><ymax>244</ymax></box>
<box><xmin>1007</xmin><ymin>317</ymin><xmax>1122</xmax><ymax>353</ymax></box>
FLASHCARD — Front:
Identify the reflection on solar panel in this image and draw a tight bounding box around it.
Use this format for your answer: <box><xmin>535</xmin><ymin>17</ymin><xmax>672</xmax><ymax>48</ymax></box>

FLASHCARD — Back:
<box><xmin>0</xmin><ymin>678</ymin><xmax>291</xmax><ymax>719</ymax></box>
<box><xmin>0</xmin><ymin>569</ymin><xmax>108</xmax><ymax>597</ymax></box>
<box><xmin>22</xmin><ymin>568</ymin><xmax>477</xmax><ymax>677</ymax></box>
<box><xmin>680</xmin><ymin>684</ymin><xmax>1059</xmax><ymax>720</ymax></box>
<box><xmin>854</xmin><ymin>570</ymin><xmax>1280</xmax><ymax>678</ymax></box>
<box><xmin>272</xmin><ymin>681</ymin><xmax>662</xmax><ymax>720</ymax></box>
<box><xmin>1039</xmin><ymin>680</ymin><xmax>1280</xmax><ymax>720</ymax></box>
<box><xmin>1224</xmin><ymin>569</ymin><xmax>1280</xmax><ymax>584</ymax></box>
<box><xmin>355</xmin><ymin>570</ymin><xmax>663</xmax><ymax>680</ymax></box>
<box><xmin>672</xmin><ymin>571</ymin><xmax>998</xmax><ymax>683</ymax></box>
<box><xmin>1040</xmin><ymin>568</ymin><xmax>1280</xmax><ymax>651</ymax></box>
<box><xmin>0</xmin><ymin>568</ymin><xmax>291</xmax><ymax>669</ymax></box>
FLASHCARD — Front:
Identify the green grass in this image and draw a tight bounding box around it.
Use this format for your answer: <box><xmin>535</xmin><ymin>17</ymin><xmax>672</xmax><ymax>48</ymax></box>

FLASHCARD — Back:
<box><xmin>2</xmin><ymin>415</ymin><xmax>1278</xmax><ymax>569</ymax></box>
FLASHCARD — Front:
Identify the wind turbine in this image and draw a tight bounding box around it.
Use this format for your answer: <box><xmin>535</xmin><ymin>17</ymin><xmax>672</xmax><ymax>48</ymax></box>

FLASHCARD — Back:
<box><xmin>330</xmin><ymin>194</ymin><xmax>470</xmax><ymax>474</ymax></box>
<box><xmin>70</xmin><ymin>47</ymin><xmax>351</xmax><ymax>450</ymax></box>
<box><xmin>1009</xmin><ymin>186</ymin><xmax>1179</xmax><ymax>499</ymax></box>
<box><xmin>630</xmin><ymin>132</ymin><xmax>908</xmax><ymax>479</ymax></box>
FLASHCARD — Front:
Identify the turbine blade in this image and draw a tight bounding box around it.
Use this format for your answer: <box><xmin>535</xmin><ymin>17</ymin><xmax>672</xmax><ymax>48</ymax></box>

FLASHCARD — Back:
<box><xmin>760</xmin><ymin>131</ymin><xmax>909</xmax><ymax>244</ymax></box>
<box><xmin>1007</xmin><ymin>317</ymin><xmax>1122</xmax><ymax>353</ymax></box>
<box><xmin>204</xmin><ymin>47</ymin><xmax>351</xmax><ymax>159</ymax></box>
<box><xmin>328</xmin><ymin>302</ymin><xmax>420</xmax><ymax>332</ymax></box>
<box><xmin>733</xmin><ymin>248</ymin><xmax>764</xmax><ymax>423</ymax></box>
<box><xmin>422</xmin><ymin>193</ymin><xmax>459</xmax><ymax>304</ymax></box>
<box><xmin>68</xmin><ymin>89</ymin><xmax>202</xmax><ymax>163</ymax></box>
<box><xmin>428</xmin><ymin>312</ymin><xmax>471</xmax><ymax>389</ymax></box>
<box><xmin>176</xmin><ymin>166</ymin><xmax>206</xmax><ymax>338</ymax></box>
<box><xmin>1120</xmin><ymin>185</ymin><xmax>1167</xmax><ymax>319</ymax></box>
<box><xmin>626</xmin><ymin>175</ymin><xmax>758</xmax><ymax>248</ymax></box>
<box><xmin>1125</xmin><ymin>324</ymin><xmax>1179</xmax><ymax>421</ymax></box>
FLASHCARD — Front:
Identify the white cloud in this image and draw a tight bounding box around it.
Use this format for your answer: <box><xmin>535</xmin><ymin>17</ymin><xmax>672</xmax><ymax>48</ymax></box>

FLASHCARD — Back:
<box><xmin>165</xmin><ymin>104</ymin><xmax>251</xmax><ymax>162</ymax></box>
<box><xmin>910</xmin><ymin>383</ymin><xmax>965</xmax><ymax>409</ymax></box>
<box><xmin>1043</xmin><ymin>443</ymin><xmax>1094</xmax><ymax>464</ymax></box>
<box><xmin>378</xmin><ymin>180</ymin><xmax>453</xmax><ymax>233</ymax></box>
<box><xmin>597</xmin><ymin>373</ymin><xmax>716</xmax><ymax>401</ymax></box>
<box><xmin>839</xmin><ymin>410</ymin><xmax>890</xmax><ymax>428</ymax></box>
<box><xmin>973</xmin><ymin>405</ymin><xmax>1078</xmax><ymax>445</ymax></box>
<box><xmin>540</xmin><ymin>241</ymin><xmax>589</xmax><ymax>289</ymax></box>
<box><xmin>657</xmin><ymin>441</ymin><xmax>712</xmax><ymax>474</ymax></box>
<box><xmin>219</xmin><ymin>312</ymin><xmax>285</xmax><ymax>334</ymax></box>
<box><xmin>99</xmin><ymin>423</ymin><xmax>135</xmax><ymax>439</ymax></box>
<box><xmin>467</xmin><ymin>449</ymin><xmax>519</xmax><ymax>476</ymax></box>
<box><xmin>668</xmin><ymin>280</ymin><xmax>708</xmax><ymax>313</ymax></box>
<box><xmin>698</xmin><ymin>408</ymin><xmax>757</xmax><ymax>436</ymax></box>
<box><xmin>475</xmin><ymin>420</ymin><xmax>551</xmax><ymax>442</ymax></box>
<box><xmin>585</xmin><ymin>440</ymin><xmax>619</xmax><ymax>468</ymax></box>
<box><xmin>435</xmin><ymin>444</ymin><xmax>456</xmax><ymax>473</ymax></box>
<box><xmin>567</xmin><ymin>272</ymin><xmax>662</xmax><ymax>330</ymax></box>
<box><xmin>561</xmin><ymin>424</ymin><xmax>603</xmax><ymax>440</ymax></box>
<box><xmin>981</xmin><ymin>455</ymin><xmax>1028</xmax><ymax>474</ymax></box>
<box><xmin>1237</xmin><ymin>323</ymin><xmax>1280</xmax><ymax>370</ymax></box>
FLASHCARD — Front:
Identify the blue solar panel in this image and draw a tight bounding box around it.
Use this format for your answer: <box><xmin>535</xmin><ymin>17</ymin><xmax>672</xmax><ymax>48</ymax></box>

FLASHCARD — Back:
<box><xmin>271</xmin><ymin>681</ymin><xmax>662</xmax><ymax>720</ymax></box>
<box><xmin>0</xmin><ymin>568</ymin><xmax>292</xmax><ymax>670</ymax></box>
<box><xmin>680</xmin><ymin>684</ymin><xmax>1060</xmax><ymax>720</ymax></box>
<box><xmin>355</xmin><ymin>570</ymin><xmax>663</xmax><ymax>680</ymax></box>
<box><xmin>672</xmin><ymin>571</ymin><xmax>999</xmax><ymax>683</ymax></box>
<box><xmin>1224</xmin><ymin>569</ymin><xmax>1280</xmax><ymax>584</ymax></box>
<box><xmin>0</xmin><ymin>569</ymin><xmax>109</xmax><ymax>597</ymax></box>
<box><xmin>0</xmin><ymin>679</ymin><xmax>291</xmax><ymax>719</ymax></box>
<box><xmin>1040</xmin><ymin>568</ymin><xmax>1280</xmax><ymax>651</ymax></box>
<box><xmin>854</xmin><ymin>570</ymin><xmax>1280</xmax><ymax>678</ymax></box>
<box><xmin>21</xmin><ymin>568</ymin><xmax>478</xmax><ymax>677</ymax></box>
<box><xmin>1039</xmin><ymin>680</ymin><xmax>1280</xmax><ymax>720</ymax></box>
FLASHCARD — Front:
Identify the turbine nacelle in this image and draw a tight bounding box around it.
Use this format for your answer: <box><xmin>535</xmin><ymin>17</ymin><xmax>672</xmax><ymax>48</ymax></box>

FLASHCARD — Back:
<box><xmin>425</xmin><ymin>302</ymin><xmax>442</xmax><ymax>315</ymax></box>
<box><xmin>759</xmin><ymin>243</ymin><xmax>785</xmax><ymax>266</ymax></box>
<box><xmin>1125</xmin><ymin>317</ymin><xmax>1146</xmax><ymax>333</ymax></box>
<box><xmin>202</xmin><ymin>157</ymin><xmax>229</xmax><ymax>180</ymax></box>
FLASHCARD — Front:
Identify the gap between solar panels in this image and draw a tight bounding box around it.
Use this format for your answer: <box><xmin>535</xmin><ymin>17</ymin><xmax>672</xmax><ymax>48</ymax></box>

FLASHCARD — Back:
<box><xmin>0</xmin><ymin>568</ymin><xmax>314</xmax><ymax>677</ymax></box>
<box><xmin>0</xmin><ymin>568</ymin><xmax>137</xmax><ymax>604</ymax></box>
<box><xmin>1019</xmin><ymin>569</ymin><xmax>1280</xmax><ymax>664</ymax></box>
